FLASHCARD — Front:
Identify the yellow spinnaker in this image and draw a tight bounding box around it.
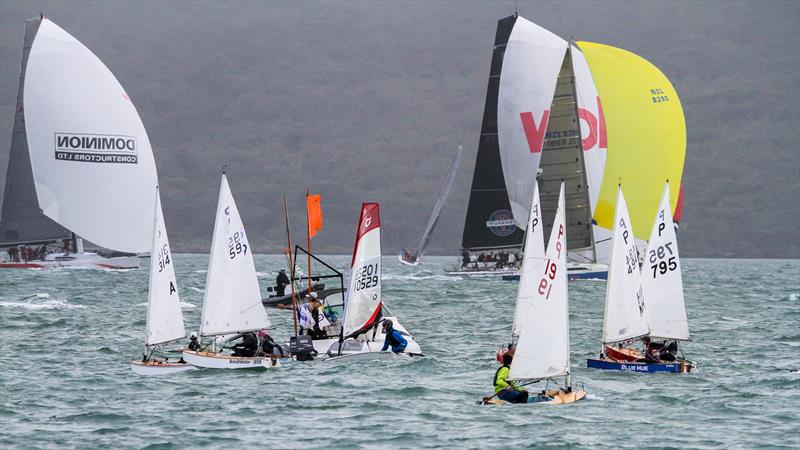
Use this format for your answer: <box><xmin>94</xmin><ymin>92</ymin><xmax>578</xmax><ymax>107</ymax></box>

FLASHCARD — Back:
<box><xmin>576</xmin><ymin>41</ymin><xmax>686</xmax><ymax>240</ymax></box>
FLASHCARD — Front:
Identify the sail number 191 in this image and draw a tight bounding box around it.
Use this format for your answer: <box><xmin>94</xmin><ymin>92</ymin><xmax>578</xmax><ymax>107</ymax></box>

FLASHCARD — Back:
<box><xmin>538</xmin><ymin>224</ymin><xmax>564</xmax><ymax>299</ymax></box>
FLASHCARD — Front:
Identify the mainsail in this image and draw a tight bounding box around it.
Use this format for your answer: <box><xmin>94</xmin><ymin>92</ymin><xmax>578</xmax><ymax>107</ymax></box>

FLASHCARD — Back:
<box><xmin>576</xmin><ymin>41</ymin><xmax>687</xmax><ymax>240</ymax></box>
<box><xmin>460</xmin><ymin>15</ymin><xmax>524</xmax><ymax>251</ymax></box>
<box><xmin>511</xmin><ymin>182</ymin><xmax>545</xmax><ymax>339</ymax></box>
<box><xmin>199</xmin><ymin>174</ymin><xmax>269</xmax><ymax>337</ymax></box>
<box><xmin>602</xmin><ymin>187</ymin><xmax>650</xmax><ymax>345</ymax></box>
<box><xmin>410</xmin><ymin>146</ymin><xmax>463</xmax><ymax>260</ymax></box>
<box><xmin>509</xmin><ymin>182</ymin><xmax>569</xmax><ymax>381</ymax></box>
<box><xmin>642</xmin><ymin>181</ymin><xmax>690</xmax><ymax>341</ymax></box>
<box><xmin>144</xmin><ymin>190</ymin><xmax>185</xmax><ymax>347</ymax></box>
<box><xmin>342</xmin><ymin>203</ymin><xmax>382</xmax><ymax>338</ymax></box>
<box><xmin>20</xmin><ymin>17</ymin><xmax>158</xmax><ymax>253</ymax></box>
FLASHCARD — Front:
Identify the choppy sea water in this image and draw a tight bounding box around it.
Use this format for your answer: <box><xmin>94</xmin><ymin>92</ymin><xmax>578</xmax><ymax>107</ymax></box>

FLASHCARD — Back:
<box><xmin>1</xmin><ymin>256</ymin><xmax>798</xmax><ymax>449</ymax></box>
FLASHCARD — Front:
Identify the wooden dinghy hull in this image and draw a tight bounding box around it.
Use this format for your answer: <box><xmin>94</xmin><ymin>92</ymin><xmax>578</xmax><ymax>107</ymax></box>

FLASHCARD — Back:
<box><xmin>130</xmin><ymin>359</ymin><xmax>194</xmax><ymax>375</ymax></box>
<box><xmin>182</xmin><ymin>350</ymin><xmax>284</xmax><ymax>369</ymax></box>
<box><xmin>482</xmin><ymin>389</ymin><xmax>587</xmax><ymax>406</ymax></box>
<box><xmin>586</xmin><ymin>357</ymin><xmax>693</xmax><ymax>373</ymax></box>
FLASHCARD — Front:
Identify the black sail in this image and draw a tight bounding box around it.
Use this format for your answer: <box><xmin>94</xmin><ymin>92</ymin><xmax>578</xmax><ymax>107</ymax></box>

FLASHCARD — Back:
<box><xmin>460</xmin><ymin>15</ymin><xmax>525</xmax><ymax>251</ymax></box>
<box><xmin>0</xmin><ymin>18</ymin><xmax>70</xmax><ymax>246</ymax></box>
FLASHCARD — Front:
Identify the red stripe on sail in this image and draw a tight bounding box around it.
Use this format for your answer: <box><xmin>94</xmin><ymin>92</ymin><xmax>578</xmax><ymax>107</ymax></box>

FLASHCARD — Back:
<box><xmin>355</xmin><ymin>302</ymin><xmax>383</xmax><ymax>335</ymax></box>
<box><xmin>673</xmin><ymin>184</ymin><xmax>684</xmax><ymax>224</ymax></box>
<box><xmin>350</xmin><ymin>203</ymin><xmax>380</xmax><ymax>267</ymax></box>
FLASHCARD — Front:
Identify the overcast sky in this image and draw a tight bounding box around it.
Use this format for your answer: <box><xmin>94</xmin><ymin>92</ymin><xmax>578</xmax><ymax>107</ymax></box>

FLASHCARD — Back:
<box><xmin>1</xmin><ymin>0</ymin><xmax>798</xmax><ymax>258</ymax></box>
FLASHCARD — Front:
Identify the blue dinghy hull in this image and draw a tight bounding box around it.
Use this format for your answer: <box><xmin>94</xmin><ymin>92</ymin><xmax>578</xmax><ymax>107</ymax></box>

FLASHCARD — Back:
<box><xmin>586</xmin><ymin>358</ymin><xmax>691</xmax><ymax>373</ymax></box>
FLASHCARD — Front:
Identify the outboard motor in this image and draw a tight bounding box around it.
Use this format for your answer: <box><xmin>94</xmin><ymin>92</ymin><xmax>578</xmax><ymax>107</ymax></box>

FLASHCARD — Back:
<box><xmin>289</xmin><ymin>335</ymin><xmax>316</xmax><ymax>361</ymax></box>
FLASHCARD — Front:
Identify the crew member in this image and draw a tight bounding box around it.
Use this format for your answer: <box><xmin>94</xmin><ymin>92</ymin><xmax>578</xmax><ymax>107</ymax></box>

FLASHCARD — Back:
<box><xmin>275</xmin><ymin>268</ymin><xmax>290</xmax><ymax>297</ymax></box>
<box><xmin>494</xmin><ymin>353</ymin><xmax>528</xmax><ymax>403</ymax></box>
<box><xmin>188</xmin><ymin>331</ymin><xmax>201</xmax><ymax>351</ymax></box>
<box><xmin>231</xmin><ymin>332</ymin><xmax>258</xmax><ymax>357</ymax></box>
<box><xmin>257</xmin><ymin>329</ymin><xmax>284</xmax><ymax>356</ymax></box>
<box><xmin>381</xmin><ymin>320</ymin><xmax>407</xmax><ymax>353</ymax></box>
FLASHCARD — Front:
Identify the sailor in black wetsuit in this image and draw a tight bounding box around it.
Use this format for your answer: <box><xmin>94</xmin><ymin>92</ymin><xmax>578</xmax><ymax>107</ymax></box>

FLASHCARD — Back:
<box><xmin>232</xmin><ymin>332</ymin><xmax>258</xmax><ymax>357</ymax></box>
<box><xmin>275</xmin><ymin>268</ymin><xmax>290</xmax><ymax>297</ymax></box>
<box><xmin>188</xmin><ymin>331</ymin><xmax>201</xmax><ymax>351</ymax></box>
<box><xmin>257</xmin><ymin>329</ymin><xmax>284</xmax><ymax>356</ymax></box>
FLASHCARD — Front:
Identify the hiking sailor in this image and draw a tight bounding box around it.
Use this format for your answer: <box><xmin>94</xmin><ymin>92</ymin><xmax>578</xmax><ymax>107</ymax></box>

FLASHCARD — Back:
<box><xmin>381</xmin><ymin>319</ymin><xmax>407</xmax><ymax>353</ymax></box>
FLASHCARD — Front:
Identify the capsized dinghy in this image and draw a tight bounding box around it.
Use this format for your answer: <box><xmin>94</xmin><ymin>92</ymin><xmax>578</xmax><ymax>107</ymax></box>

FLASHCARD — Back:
<box><xmin>587</xmin><ymin>182</ymin><xmax>695</xmax><ymax>373</ymax></box>
<box><xmin>130</xmin><ymin>189</ymin><xmax>192</xmax><ymax>375</ymax></box>
<box><xmin>182</xmin><ymin>172</ymin><xmax>284</xmax><ymax>369</ymax></box>
<box><xmin>483</xmin><ymin>183</ymin><xmax>586</xmax><ymax>405</ymax></box>
<box><xmin>322</xmin><ymin>203</ymin><xmax>422</xmax><ymax>361</ymax></box>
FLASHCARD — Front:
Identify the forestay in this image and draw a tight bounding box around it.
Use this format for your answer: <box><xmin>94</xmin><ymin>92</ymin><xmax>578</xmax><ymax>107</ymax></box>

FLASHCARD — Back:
<box><xmin>342</xmin><ymin>203</ymin><xmax>382</xmax><ymax>338</ymax></box>
<box><xmin>643</xmin><ymin>181</ymin><xmax>690</xmax><ymax>341</ymax></box>
<box><xmin>509</xmin><ymin>182</ymin><xmax>569</xmax><ymax>381</ymax></box>
<box><xmin>497</xmin><ymin>17</ymin><xmax>567</xmax><ymax>230</ymax></box>
<box><xmin>511</xmin><ymin>182</ymin><xmax>545</xmax><ymax>339</ymax></box>
<box><xmin>23</xmin><ymin>18</ymin><xmax>158</xmax><ymax>253</ymax></box>
<box><xmin>144</xmin><ymin>190</ymin><xmax>185</xmax><ymax>347</ymax></box>
<box><xmin>199</xmin><ymin>174</ymin><xmax>269</xmax><ymax>337</ymax></box>
<box><xmin>602</xmin><ymin>187</ymin><xmax>649</xmax><ymax>345</ymax></box>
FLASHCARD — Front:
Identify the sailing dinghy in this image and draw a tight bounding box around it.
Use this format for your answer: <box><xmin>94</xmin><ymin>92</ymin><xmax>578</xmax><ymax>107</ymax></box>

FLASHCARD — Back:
<box><xmin>0</xmin><ymin>16</ymin><xmax>159</xmax><ymax>269</ymax></box>
<box><xmin>322</xmin><ymin>203</ymin><xmax>422</xmax><ymax>361</ymax></box>
<box><xmin>182</xmin><ymin>173</ymin><xmax>282</xmax><ymax>369</ymax></box>
<box><xmin>587</xmin><ymin>183</ymin><xmax>694</xmax><ymax>373</ymax></box>
<box><xmin>398</xmin><ymin>145</ymin><xmax>463</xmax><ymax>266</ymax></box>
<box><xmin>483</xmin><ymin>183</ymin><xmax>586</xmax><ymax>405</ymax></box>
<box><xmin>130</xmin><ymin>189</ymin><xmax>192</xmax><ymax>375</ymax></box>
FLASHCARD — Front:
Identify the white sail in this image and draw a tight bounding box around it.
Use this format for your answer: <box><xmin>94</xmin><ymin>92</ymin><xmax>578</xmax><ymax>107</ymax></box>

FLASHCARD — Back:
<box><xmin>144</xmin><ymin>189</ymin><xmax>185</xmax><ymax>346</ymax></box>
<box><xmin>643</xmin><ymin>182</ymin><xmax>690</xmax><ymax>341</ymax></box>
<box><xmin>602</xmin><ymin>187</ymin><xmax>649</xmax><ymax>344</ymax></box>
<box><xmin>199</xmin><ymin>174</ymin><xmax>269</xmax><ymax>337</ymax></box>
<box><xmin>511</xmin><ymin>182</ymin><xmax>545</xmax><ymax>338</ymax></box>
<box><xmin>23</xmin><ymin>18</ymin><xmax>158</xmax><ymax>253</ymax></box>
<box><xmin>497</xmin><ymin>16</ymin><xmax>568</xmax><ymax>229</ymax></box>
<box><xmin>509</xmin><ymin>182</ymin><xmax>569</xmax><ymax>381</ymax></box>
<box><xmin>342</xmin><ymin>203</ymin><xmax>382</xmax><ymax>338</ymax></box>
<box><xmin>411</xmin><ymin>146</ymin><xmax>463</xmax><ymax>260</ymax></box>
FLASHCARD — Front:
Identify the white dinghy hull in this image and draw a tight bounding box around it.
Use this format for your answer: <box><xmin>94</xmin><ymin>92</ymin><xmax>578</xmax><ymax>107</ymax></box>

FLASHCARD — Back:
<box><xmin>130</xmin><ymin>360</ymin><xmax>194</xmax><ymax>376</ymax></box>
<box><xmin>1</xmin><ymin>252</ymin><xmax>139</xmax><ymax>269</ymax></box>
<box><xmin>182</xmin><ymin>350</ymin><xmax>283</xmax><ymax>370</ymax></box>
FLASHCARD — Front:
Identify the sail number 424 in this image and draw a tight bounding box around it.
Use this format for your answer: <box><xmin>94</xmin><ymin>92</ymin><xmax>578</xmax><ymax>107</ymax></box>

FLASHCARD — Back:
<box><xmin>649</xmin><ymin>243</ymin><xmax>676</xmax><ymax>277</ymax></box>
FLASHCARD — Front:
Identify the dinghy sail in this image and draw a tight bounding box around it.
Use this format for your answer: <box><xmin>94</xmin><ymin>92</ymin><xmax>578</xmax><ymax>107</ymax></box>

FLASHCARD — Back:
<box><xmin>485</xmin><ymin>182</ymin><xmax>586</xmax><ymax>404</ymax></box>
<box><xmin>642</xmin><ymin>181</ymin><xmax>690</xmax><ymax>341</ymax></box>
<box><xmin>130</xmin><ymin>189</ymin><xmax>191</xmax><ymax>375</ymax></box>
<box><xmin>1</xmin><ymin>16</ymin><xmax>158</xmax><ymax>269</ymax></box>
<box><xmin>342</xmin><ymin>203</ymin><xmax>384</xmax><ymax>339</ymax></box>
<box><xmin>399</xmin><ymin>145</ymin><xmax>463</xmax><ymax>266</ymax></box>
<box><xmin>601</xmin><ymin>186</ymin><xmax>650</xmax><ymax>346</ymax></box>
<box><xmin>182</xmin><ymin>173</ymin><xmax>277</xmax><ymax>369</ymax></box>
<box><xmin>510</xmin><ymin>182</ymin><xmax>545</xmax><ymax>341</ymax></box>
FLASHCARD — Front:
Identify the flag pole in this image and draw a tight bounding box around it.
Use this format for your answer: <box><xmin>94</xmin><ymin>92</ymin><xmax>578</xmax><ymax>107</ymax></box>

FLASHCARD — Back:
<box><xmin>284</xmin><ymin>195</ymin><xmax>298</xmax><ymax>335</ymax></box>
<box><xmin>306</xmin><ymin>190</ymin><xmax>312</xmax><ymax>293</ymax></box>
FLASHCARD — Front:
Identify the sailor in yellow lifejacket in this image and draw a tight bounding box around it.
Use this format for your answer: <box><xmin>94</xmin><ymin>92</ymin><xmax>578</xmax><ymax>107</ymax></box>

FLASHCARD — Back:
<box><xmin>494</xmin><ymin>353</ymin><xmax>528</xmax><ymax>403</ymax></box>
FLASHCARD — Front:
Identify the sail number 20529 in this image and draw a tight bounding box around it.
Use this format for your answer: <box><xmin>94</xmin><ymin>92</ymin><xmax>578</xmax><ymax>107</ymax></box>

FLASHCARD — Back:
<box><xmin>228</xmin><ymin>231</ymin><xmax>248</xmax><ymax>259</ymax></box>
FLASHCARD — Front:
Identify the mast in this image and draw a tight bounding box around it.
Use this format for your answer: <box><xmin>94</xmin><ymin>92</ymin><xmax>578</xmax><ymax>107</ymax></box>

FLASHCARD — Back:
<box><xmin>412</xmin><ymin>145</ymin><xmax>463</xmax><ymax>260</ymax></box>
<box><xmin>284</xmin><ymin>196</ymin><xmax>298</xmax><ymax>335</ymax></box>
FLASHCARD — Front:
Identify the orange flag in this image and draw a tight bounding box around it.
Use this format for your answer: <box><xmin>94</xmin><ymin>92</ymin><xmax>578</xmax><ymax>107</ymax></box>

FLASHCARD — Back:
<box><xmin>306</xmin><ymin>193</ymin><xmax>323</xmax><ymax>239</ymax></box>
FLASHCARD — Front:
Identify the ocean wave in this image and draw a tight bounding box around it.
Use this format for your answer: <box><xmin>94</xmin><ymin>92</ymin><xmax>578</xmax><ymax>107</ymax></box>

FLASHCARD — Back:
<box><xmin>189</xmin><ymin>287</ymin><xmax>204</xmax><ymax>293</ymax></box>
<box><xmin>180</xmin><ymin>301</ymin><xmax>196</xmax><ymax>308</ymax></box>
<box><xmin>383</xmin><ymin>274</ymin><xmax>459</xmax><ymax>281</ymax></box>
<box><xmin>193</xmin><ymin>269</ymin><xmax>207</xmax><ymax>273</ymax></box>
<box><xmin>0</xmin><ymin>296</ymin><xmax>85</xmax><ymax>310</ymax></box>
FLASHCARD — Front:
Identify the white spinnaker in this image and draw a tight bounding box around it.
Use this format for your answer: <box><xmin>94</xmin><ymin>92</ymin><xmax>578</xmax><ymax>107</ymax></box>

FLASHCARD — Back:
<box><xmin>342</xmin><ymin>203</ymin><xmax>382</xmax><ymax>338</ymax></box>
<box><xmin>602</xmin><ymin>187</ymin><xmax>650</xmax><ymax>344</ymax></box>
<box><xmin>497</xmin><ymin>17</ymin><xmax>567</xmax><ymax>229</ymax></box>
<box><xmin>199</xmin><ymin>174</ymin><xmax>269</xmax><ymax>337</ymax></box>
<box><xmin>571</xmin><ymin>44</ymin><xmax>611</xmax><ymax>264</ymax></box>
<box><xmin>643</xmin><ymin>182</ymin><xmax>690</xmax><ymax>341</ymax></box>
<box><xmin>23</xmin><ymin>18</ymin><xmax>158</xmax><ymax>253</ymax></box>
<box><xmin>511</xmin><ymin>182</ymin><xmax>545</xmax><ymax>339</ymax></box>
<box><xmin>144</xmin><ymin>190</ymin><xmax>185</xmax><ymax>347</ymax></box>
<box><xmin>510</xmin><ymin>182</ymin><xmax>569</xmax><ymax>381</ymax></box>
